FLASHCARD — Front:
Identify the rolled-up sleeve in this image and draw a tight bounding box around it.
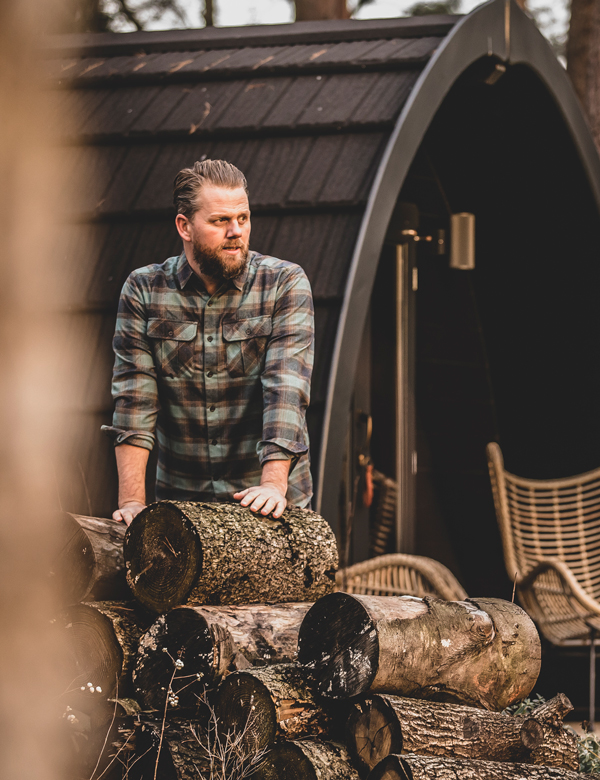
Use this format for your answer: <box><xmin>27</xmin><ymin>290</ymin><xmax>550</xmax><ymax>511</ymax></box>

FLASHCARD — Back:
<box><xmin>101</xmin><ymin>273</ymin><xmax>159</xmax><ymax>451</ymax></box>
<box><xmin>257</xmin><ymin>266</ymin><xmax>314</xmax><ymax>470</ymax></box>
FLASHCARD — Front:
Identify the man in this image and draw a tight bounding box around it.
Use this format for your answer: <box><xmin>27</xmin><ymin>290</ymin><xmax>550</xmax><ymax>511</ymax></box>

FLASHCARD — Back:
<box><xmin>102</xmin><ymin>159</ymin><xmax>314</xmax><ymax>525</ymax></box>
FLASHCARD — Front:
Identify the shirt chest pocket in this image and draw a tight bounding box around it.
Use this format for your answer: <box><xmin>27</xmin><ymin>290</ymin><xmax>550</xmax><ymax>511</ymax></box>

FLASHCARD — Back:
<box><xmin>222</xmin><ymin>316</ymin><xmax>272</xmax><ymax>378</ymax></box>
<box><xmin>147</xmin><ymin>319</ymin><xmax>198</xmax><ymax>378</ymax></box>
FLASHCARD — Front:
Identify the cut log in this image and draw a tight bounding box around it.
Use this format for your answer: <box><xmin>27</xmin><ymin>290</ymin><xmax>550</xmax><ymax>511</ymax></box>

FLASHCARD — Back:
<box><xmin>61</xmin><ymin>601</ymin><xmax>145</xmax><ymax>709</ymax></box>
<box><xmin>128</xmin><ymin>719</ymin><xmax>211</xmax><ymax>780</ymax></box>
<box><xmin>367</xmin><ymin>754</ymin><xmax>588</xmax><ymax>780</ymax></box>
<box><xmin>297</xmin><ymin>594</ymin><xmax>540</xmax><ymax>707</ymax></box>
<box><xmin>346</xmin><ymin>695</ymin><xmax>533</xmax><ymax>775</ymax></box>
<box><xmin>255</xmin><ymin>740</ymin><xmax>361</xmax><ymax>780</ymax></box>
<box><xmin>213</xmin><ymin>663</ymin><xmax>331</xmax><ymax>754</ymax></box>
<box><xmin>124</xmin><ymin>501</ymin><xmax>337</xmax><ymax>612</ymax></box>
<box><xmin>51</xmin><ymin>512</ymin><xmax>128</xmax><ymax>604</ymax></box>
<box><xmin>134</xmin><ymin>602</ymin><xmax>311</xmax><ymax>710</ymax></box>
<box><xmin>521</xmin><ymin>694</ymin><xmax>579</xmax><ymax>771</ymax></box>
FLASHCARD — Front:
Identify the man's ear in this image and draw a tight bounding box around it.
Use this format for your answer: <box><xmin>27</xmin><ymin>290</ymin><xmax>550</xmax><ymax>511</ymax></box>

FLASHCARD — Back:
<box><xmin>175</xmin><ymin>213</ymin><xmax>191</xmax><ymax>242</ymax></box>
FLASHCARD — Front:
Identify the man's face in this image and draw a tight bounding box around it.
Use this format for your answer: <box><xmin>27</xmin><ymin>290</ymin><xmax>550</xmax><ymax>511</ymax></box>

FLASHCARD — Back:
<box><xmin>180</xmin><ymin>185</ymin><xmax>251</xmax><ymax>281</ymax></box>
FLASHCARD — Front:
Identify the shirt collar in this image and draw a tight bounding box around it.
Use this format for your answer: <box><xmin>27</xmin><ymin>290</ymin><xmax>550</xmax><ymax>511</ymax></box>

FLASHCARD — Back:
<box><xmin>175</xmin><ymin>251</ymin><xmax>253</xmax><ymax>292</ymax></box>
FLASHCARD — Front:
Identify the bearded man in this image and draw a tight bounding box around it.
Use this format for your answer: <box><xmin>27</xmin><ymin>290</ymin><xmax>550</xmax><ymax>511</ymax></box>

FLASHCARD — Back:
<box><xmin>102</xmin><ymin>159</ymin><xmax>314</xmax><ymax>525</ymax></box>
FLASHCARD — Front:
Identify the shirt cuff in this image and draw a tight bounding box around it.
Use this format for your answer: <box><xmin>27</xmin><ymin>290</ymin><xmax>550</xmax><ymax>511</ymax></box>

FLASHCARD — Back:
<box><xmin>101</xmin><ymin>425</ymin><xmax>155</xmax><ymax>450</ymax></box>
<box><xmin>257</xmin><ymin>439</ymin><xmax>309</xmax><ymax>473</ymax></box>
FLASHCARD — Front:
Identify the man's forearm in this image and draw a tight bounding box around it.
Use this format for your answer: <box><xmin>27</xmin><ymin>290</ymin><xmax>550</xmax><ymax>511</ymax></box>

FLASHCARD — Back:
<box><xmin>261</xmin><ymin>458</ymin><xmax>291</xmax><ymax>494</ymax></box>
<box><xmin>115</xmin><ymin>443</ymin><xmax>149</xmax><ymax>506</ymax></box>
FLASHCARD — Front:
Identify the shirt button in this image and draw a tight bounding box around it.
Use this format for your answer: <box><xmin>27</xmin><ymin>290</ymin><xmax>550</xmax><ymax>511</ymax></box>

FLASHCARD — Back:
<box><xmin>168</xmin><ymin>330</ymin><xmax>174</xmax><ymax>336</ymax></box>
<box><xmin>211</xmin><ymin>439</ymin><xmax>218</xmax><ymax>446</ymax></box>
<box><xmin>209</xmin><ymin>405</ymin><xmax>215</xmax><ymax>412</ymax></box>
<box><xmin>246</xmin><ymin>328</ymin><xmax>252</xmax><ymax>335</ymax></box>
<box><xmin>207</xmin><ymin>336</ymin><xmax>213</xmax><ymax>342</ymax></box>
<box><xmin>207</xmin><ymin>371</ymin><xmax>214</xmax><ymax>377</ymax></box>
<box><xmin>208</xmin><ymin>301</ymin><xmax>213</xmax><ymax>307</ymax></box>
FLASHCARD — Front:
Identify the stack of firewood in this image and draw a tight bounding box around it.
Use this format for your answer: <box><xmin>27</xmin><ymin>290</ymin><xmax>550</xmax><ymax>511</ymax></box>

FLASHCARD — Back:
<box><xmin>53</xmin><ymin>502</ymin><xmax>587</xmax><ymax>780</ymax></box>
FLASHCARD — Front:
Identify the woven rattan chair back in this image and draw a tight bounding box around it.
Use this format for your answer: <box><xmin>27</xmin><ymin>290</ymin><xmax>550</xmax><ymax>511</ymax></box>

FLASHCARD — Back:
<box><xmin>487</xmin><ymin>442</ymin><xmax>600</xmax><ymax>602</ymax></box>
<box><xmin>335</xmin><ymin>553</ymin><xmax>467</xmax><ymax>601</ymax></box>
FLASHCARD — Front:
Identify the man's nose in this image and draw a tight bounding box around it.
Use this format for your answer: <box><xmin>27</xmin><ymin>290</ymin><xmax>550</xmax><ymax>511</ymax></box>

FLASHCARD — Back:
<box><xmin>226</xmin><ymin>220</ymin><xmax>242</xmax><ymax>237</ymax></box>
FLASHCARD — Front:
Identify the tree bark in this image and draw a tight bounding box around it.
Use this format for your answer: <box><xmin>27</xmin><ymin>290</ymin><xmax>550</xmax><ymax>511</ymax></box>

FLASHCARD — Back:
<box><xmin>134</xmin><ymin>602</ymin><xmax>311</xmax><ymax>710</ymax></box>
<box><xmin>567</xmin><ymin>0</ymin><xmax>600</xmax><ymax>149</ymax></box>
<box><xmin>521</xmin><ymin>694</ymin><xmax>579</xmax><ymax>771</ymax></box>
<box><xmin>346</xmin><ymin>695</ymin><xmax>532</xmax><ymax>775</ymax></box>
<box><xmin>61</xmin><ymin>601</ymin><xmax>145</xmax><ymax>709</ymax></box>
<box><xmin>52</xmin><ymin>512</ymin><xmax>128</xmax><ymax>604</ymax></box>
<box><xmin>129</xmin><ymin>719</ymin><xmax>213</xmax><ymax>780</ymax></box>
<box><xmin>294</xmin><ymin>0</ymin><xmax>350</xmax><ymax>21</ymax></box>
<box><xmin>213</xmin><ymin>663</ymin><xmax>332</xmax><ymax>754</ymax></box>
<box><xmin>255</xmin><ymin>740</ymin><xmax>360</xmax><ymax>780</ymax></box>
<box><xmin>124</xmin><ymin>501</ymin><xmax>337</xmax><ymax>613</ymax></box>
<box><xmin>367</xmin><ymin>754</ymin><xmax>589</xmax><ymax>780</ymax></box>
<box><xmin>297</xmin><ymin>594</ymin><xmax>541</xmax><ymax>707</ymax></box>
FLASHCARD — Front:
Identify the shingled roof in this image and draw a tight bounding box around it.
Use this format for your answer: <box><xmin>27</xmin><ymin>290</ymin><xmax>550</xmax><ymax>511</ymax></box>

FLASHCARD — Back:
<box><xmin>52</xmin><ymin>14</ymin><xmax>458</xmax><ymax>515</ymax></box>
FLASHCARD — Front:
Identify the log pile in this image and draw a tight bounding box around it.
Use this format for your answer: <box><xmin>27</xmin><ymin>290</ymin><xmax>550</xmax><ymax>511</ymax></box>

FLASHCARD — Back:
<box><xmin>54</xmin><ymin>502</ymin><xmax>586</xmax><ymax>780</ymax></box>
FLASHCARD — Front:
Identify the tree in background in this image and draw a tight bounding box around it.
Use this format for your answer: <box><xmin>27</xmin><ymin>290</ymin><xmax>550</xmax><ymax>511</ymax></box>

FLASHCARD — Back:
<box><xmin>567</xmin><ymin>0</ymin><xmax>600</xmax><ymax>147</ymax></box>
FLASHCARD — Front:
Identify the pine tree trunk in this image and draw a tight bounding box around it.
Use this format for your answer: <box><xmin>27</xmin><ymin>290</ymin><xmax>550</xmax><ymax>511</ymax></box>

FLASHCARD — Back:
<box><xmin>294</xmin><ymin>0</ymin><xmax>350</xmax><ymax>21</ymax></box>
<box><xmin>346</xmin><ymin>695</ymin><xmax>531</xmax><ymax>775</ymax></box>
<box><xmin>368</xmin><ymin>754</ymin><xmax>588</xmax><ymax>780</ymax></box>
<box><xmin>124</xmin><ymin>501</ymin><xmax>337</xmax><ymax>613</ymax></box>
<box><xmin>213</xmin><ymin>663</ymin><xmax>332</xmax><ymax>753</ymax></box>
<box><xmin>255</xmin><ymin>740</ymin><xmax>360</xmax><ymax>780</ymax></box>
<box><xmin>567</xmin><ymin>0</ymin><xmax>600</xmax><ymax>148</ymax></box>
<box><xmin>134</xmin><ymin>602</ymin><xmax>311</xmax><ymax>710</ymax></box>
<box><xmin>52</xmin><ymin>512</ymin><xmax>128</xmax><ymax>604</ymax></box>
<box><xmin>61</xmin><ymin>601</ymin><xmax>145</xmax><ymax>708</ymax></box>
<box><xmin>297</xmin><ymin>594</ymin><xmax>540</xmax><ymax>707</ymax></box>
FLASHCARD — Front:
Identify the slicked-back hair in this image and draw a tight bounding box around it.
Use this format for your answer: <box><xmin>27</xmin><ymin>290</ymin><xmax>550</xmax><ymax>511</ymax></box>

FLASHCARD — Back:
<box><xmin>173</xmin><ymin>159</ymin><xmax>249</xmax><ymax>219</ymax></box>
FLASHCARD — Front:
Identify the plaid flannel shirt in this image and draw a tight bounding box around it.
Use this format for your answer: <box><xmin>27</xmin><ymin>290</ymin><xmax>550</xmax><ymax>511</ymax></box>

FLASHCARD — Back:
<box><xmin>102</xmin><ymin>251</ymin><xmax>314</xmax><ymax>507</ymax></box>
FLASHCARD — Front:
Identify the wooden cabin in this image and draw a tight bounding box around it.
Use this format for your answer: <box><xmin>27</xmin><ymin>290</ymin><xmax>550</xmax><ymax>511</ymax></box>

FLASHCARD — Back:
<box><xmin>50</xmin><ymin>0</ymin><xmax>600</xmax><ymax>601</ymax></box>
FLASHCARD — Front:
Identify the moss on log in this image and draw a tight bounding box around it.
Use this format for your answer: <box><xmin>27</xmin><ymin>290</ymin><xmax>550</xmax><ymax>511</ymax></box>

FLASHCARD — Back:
<box><xmin>297</xmin><ymin>594</ymin><xmax>540</xmax><ymax>707</ymax></box>
<box><xmin>134</xmin><ymin>602</ymin><xmax>311</xmax><ymax>710</ymax></box>
<box><xmin>124</xmin><ymin>501</ymin><xmax>337</xmax><ymax>613</ymax></box>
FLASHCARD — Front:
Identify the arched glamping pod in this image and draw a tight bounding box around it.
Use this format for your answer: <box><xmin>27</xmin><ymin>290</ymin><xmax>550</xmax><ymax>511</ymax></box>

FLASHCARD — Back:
<box><xmin>52</xmin><ymin>0</ymin><xmax>600</xmax><ymax>599</ymax></box>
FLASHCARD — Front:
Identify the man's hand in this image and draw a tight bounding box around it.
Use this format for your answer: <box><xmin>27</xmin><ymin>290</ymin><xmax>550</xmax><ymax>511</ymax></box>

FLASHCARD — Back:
<box><xmin>234</xmin><ymin>459</ymin><xmax>291</xmax><ymax>519</ymax></box>
<box><xmin>113</xmin><ymin>500</ymin><xmax>146</xmax><ymax>526</ymax></box>
<box><xmin>234</xmin><ymin>484</ymin><xmax>287</xmax><ymax>518</ymax></box>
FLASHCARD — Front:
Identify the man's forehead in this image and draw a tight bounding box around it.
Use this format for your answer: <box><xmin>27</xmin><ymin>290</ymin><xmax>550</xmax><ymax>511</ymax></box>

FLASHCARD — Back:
<box><xmin>196</xmin><ymin>185</ymin><xmax>249</xmax><ymax>214</ymax></box>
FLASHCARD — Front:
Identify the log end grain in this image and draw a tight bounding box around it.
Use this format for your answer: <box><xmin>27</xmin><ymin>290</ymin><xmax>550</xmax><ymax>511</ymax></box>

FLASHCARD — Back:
<box><xmin>346</xmin><ymin>698</ymin><xmax>403</xmax><ymax>775</ymax></box>
<box><xmin>62</xmin><ymin>603</ymin><xmax>124</xmax><ymax>706</ymax></box>
<box><xmin>124</xmin><ymin>502</ymin><xmax>202</xmax><ymax>613</ymax></box>
<box><xmin>255</xmin><ymin>741</ymin><xmax>361</xmax><ymax>780</ymax></box>
<box><xmin>133</xmin><ymin>607</ymin><xmax>225</xmax><ymax>711</ymax></box>
<box><xmin>51</xmin><ymin>512</ymin><xmax>95</xmax><ymax>604</ymax></box>
<box><xmin>213</xmin><ymin>669</ymin><xmax>279</xmax><ymax>753</ymax></box>
<box><xmin>367</xmin><ymin>755</ymin><xmax>406</xmax><ymax>780</ymax></box>
<box><xmin>297</xmin><ymin>592</ymin><xmax>379</xmax><ymax>698</ymax></box>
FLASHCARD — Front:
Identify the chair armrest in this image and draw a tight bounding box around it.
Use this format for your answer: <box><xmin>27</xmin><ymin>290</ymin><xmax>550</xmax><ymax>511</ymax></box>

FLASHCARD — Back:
<box><xmin>520</xmin><ymin>558</ymin><xmax>600</xmax><ymax>615</ymax></box>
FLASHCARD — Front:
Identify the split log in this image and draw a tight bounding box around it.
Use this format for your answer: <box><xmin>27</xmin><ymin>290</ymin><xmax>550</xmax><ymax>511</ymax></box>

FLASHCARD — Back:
<box><xmin>297</xmin><ymin>594</ymin><xmax>540</xmax><ymax>707</ymax></box>
<box><xmin>51</xmin><ymin>512</ymin><xmax>128</xmax><ymax>604</ymax></box>
<box><xmin>133</xmin><ymin>602</ymin><xmax>311</xmax><ymax>710</ymax></box>
<box><xmin>367</xmin><ymin>754</ymin><xmax>589</xmax><ymax>780</ymax></box>
<box><xmin>346</xmin><ymin>695</ymin><xmax>532</xmax><ymax>775</ymax></box>
<box><xmin>61</xmin><ymin>601</ymin><xmax>144</xmax><ymax>709</ymax></box>
<box><xmin>124</xmin><ymin>501</ymin><xmax>337</xmax><ymax>612</ymax></box>
<box><xmin>255</xmin><ymin>740</ymin><xmax>360</xmax><ymax>780</ymax></box>
<box><xmin>521</xmin><ymin>694</ymin><xmax>579</xmax><ymax>771</ymax></box>
<box><xmin>213</xmin><ymin>663</ymin><xmax>331</xmax><ymax>753</ymax></box>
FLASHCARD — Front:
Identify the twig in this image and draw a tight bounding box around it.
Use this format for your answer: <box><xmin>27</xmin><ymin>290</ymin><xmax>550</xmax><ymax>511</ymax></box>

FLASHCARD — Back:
<box><xmin>153</xmin><ymin>667</ymin><xmax>177</xmax><ymax>780</ymax></box>
<box><xmin>89</xmin><ymin>675</ymin><xmax>119</xmax><ymax>780</ymax></box>
<box><xmin>512</xmin><ymin>571</ymin><xmax>518</xmax><ymax>603</ymax></box>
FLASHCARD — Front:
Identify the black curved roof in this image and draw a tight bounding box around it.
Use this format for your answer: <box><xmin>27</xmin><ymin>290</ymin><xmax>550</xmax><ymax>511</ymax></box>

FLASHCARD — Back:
<box><xmin>52</xmin><ymin>13</ymin><xmax>458</xmax><ymax>515</ymax></box>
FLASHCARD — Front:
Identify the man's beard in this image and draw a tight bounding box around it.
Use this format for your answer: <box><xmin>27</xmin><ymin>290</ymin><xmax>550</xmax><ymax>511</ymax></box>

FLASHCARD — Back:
<box><xmin>192</xmin><ymin>238</ymin><xmax>249</xmax><ymax>281</ymax></box>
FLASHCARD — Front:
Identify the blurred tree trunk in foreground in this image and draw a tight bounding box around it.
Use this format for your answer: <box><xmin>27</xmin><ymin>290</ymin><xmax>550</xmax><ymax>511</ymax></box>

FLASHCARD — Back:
<box><xmin>567</xmin><ymin>0</ymin><xmax>600</xmax><ymax>148</ymax></box>
<box><xmin>0</xmin><ymin>1</ymin><xmax>69</xmax><ymax>778</ymax></box>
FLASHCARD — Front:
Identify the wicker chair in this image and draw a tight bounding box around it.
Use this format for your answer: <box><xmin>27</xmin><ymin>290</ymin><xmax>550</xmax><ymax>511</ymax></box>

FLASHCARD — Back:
<box><xmin>487</xmin><ymin>441</ymin><xmax>600</xmax><ymax>726</ymax></box>
<box><xmin>335</xmin><ymin>553</ymin><xmax>468</xmax><ymax>601</ymax></box>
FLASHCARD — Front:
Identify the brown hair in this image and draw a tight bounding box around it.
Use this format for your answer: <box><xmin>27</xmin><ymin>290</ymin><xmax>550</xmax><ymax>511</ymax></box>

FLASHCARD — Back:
<box><xmin>173</xmin><ymin>159</ymin><xmax>248</xmax><ymax>218</ymax></box>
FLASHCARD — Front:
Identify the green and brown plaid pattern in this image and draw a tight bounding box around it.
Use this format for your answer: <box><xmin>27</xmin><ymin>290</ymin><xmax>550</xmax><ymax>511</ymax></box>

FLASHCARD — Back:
<box><xmin>103</xmin><ymin>251</ymin><xmax>314</xmax><ymax>507</ymax></box>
